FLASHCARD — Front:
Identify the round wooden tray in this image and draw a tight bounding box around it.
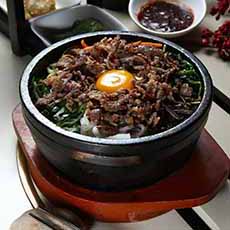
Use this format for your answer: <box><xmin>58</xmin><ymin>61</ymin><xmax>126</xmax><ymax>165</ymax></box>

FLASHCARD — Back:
<box><xmin>13</xmin><ymin>104</ymin><xmax>230</xmax><ymax>222</ymax></box>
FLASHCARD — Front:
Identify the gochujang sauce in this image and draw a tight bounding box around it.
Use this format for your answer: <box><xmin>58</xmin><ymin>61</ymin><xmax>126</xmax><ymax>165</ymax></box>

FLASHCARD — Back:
<box><xmin>138</xmin><ymin>1</ymin><xmax>194</xmax><ymax>32</ymax></box>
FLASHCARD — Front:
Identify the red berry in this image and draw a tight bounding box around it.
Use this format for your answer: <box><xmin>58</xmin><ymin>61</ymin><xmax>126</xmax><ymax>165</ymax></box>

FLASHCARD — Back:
<box><xmin>223</xmin><ymin>40</ymin><xmax>230</xmax><ymax>48</ymax></box>
<box><xmin>210</xmin><ymin>0</ymin><xmax>230</xmax><ymax>20</ymax></box>
<box><xmin>201</xmin><ymin>20</ymin><xmax>230</xmax><ymax>61</ymax></box>
<box><xmin>202</xmin><ymin>38</ymin><xmax>210</xmax><ymax>46</ymax></box>
<box><xmin>202</xmin><ymin>1</ymin><xmax>230</xmax><ymax>61</ymax></box>
<box><xmin>202</xmin><ymin>28</ymin><xmax>213</xmax><ymax>38</ymax></box>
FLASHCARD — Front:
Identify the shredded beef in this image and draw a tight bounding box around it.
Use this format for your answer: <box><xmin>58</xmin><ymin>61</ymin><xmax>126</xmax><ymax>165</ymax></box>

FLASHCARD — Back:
<box><xmin>35</xmin><ymin>36</ymin><xmax>199</xmax><ymax>137</ymax></box>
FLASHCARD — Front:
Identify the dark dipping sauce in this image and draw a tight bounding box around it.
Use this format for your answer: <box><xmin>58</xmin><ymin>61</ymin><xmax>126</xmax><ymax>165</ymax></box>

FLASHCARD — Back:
<box><xmin>138</xmin><ymin>1</ymin><xmax>194</xmax><ymax>33</ymax></box>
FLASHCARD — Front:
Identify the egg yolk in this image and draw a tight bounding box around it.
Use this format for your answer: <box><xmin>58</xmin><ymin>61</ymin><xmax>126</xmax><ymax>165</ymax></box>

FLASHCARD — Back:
<box><xmin>96</xmin><ymin>70</ymin><xmax>134</xmax><ymax>93</ymax></box>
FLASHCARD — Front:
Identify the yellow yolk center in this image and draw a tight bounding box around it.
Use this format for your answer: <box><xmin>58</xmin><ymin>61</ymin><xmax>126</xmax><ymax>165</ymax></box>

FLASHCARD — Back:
<box><xmin>96</xmin><ymin>70</ymin><xmax>134</xmax><ymax>93</ymax></box>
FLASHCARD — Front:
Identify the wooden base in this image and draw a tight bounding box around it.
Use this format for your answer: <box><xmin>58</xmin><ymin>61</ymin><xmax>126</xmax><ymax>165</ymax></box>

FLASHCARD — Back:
<box><xmin>13</xmin><ymin>104</ymin><xmax>230</xmax><ymax>222</ymax></box>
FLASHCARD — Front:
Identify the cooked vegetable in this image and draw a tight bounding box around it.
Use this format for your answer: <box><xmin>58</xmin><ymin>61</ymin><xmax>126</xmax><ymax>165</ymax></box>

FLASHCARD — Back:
<box><xmin>81</xmin><ymin>39</ymin><xmax>89</xmax><ymax>49</ymax></box>
<box><xmin>131</xmin><ymin>41</ymin><xmax>163</xmax><ymax>48</ymax></box>
<box><xmin>31</xmin><ymin>36</ymin><xmax>203</xmax><ymax>138</ymax></box>
<box><xmin>73</xmin><ymin>18</ymin><xmax>104</xmax><ymax>34</ymax></box>
<box><xmin>50</xmin><ymin>18</ymin><xmax>105</xmax><ymax>42</ymax></box>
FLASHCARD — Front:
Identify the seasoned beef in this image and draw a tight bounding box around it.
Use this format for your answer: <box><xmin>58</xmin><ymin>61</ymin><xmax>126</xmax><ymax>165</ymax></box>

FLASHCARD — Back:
<box><xmin>34</xmin><ymin>36</ymin><xmax>201</xmax><ymax>137</ymax></box>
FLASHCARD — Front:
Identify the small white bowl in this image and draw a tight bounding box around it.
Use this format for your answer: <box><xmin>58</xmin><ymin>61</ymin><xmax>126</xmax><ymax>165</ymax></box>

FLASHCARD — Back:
<box><xmin>129</xmin><ymin>0</ymin><xmax>207</xmax><ymax>38</ymax></box>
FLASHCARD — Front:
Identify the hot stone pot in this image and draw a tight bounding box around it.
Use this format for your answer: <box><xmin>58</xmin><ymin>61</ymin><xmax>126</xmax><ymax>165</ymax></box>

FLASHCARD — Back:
<box><xmin>20</xmin><ymin>31</ymin><xmax>213</xmax><ymax>191</ymax></box>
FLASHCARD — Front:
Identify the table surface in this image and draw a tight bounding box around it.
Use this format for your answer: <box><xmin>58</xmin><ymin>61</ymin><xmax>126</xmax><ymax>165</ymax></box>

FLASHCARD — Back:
<box><xmin>0</xmin><ymin>0</ymin><xmax>229</xmax><ymax>229</ymax></box>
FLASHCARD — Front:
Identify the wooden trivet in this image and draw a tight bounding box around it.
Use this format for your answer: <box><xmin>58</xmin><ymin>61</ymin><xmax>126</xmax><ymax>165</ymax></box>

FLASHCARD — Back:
<box><xmin>13</xmin><ymin>104</ymin><xmax>230</xmax><ymax>222</ymax></box>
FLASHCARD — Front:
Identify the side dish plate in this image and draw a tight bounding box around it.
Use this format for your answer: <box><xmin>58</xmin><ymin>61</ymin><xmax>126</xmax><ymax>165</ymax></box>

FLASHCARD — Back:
<box><xmin>30</xmin><ymin>4</ymin><xmax>128</xmax><ymax>46</ymax></box>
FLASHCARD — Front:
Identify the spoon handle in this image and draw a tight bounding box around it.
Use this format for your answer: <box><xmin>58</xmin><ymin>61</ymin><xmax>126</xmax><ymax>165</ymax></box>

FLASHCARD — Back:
<box><xmin>16</xmin><ymin>143</ymin><xmax>89</xmax><ymax>229</ymax></box>
<box><xmin>10</xmin><ymin>208</ymin><xmax>80</xmax><ymax>229</ymax></box>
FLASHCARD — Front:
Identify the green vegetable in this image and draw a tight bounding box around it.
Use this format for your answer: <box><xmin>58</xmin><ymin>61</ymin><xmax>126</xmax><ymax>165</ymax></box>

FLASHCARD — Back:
<box><xmin>40</xmin><ymin>103</ymin><xmax>85</xmax><ymax>133</ymax></box>
<box><xmin>177</xmin><ymin>69</ymin><xmax>197</xmax><ymax>76</ymax></box>
<box><xmin>55</xmin><ymin>104</ymin><xmax>85</xmax><ymax>133</ymax></box>
<box><xmin>31</xmin><ymin>74</ymin><xmax>85</xmax><ymax>133</ymax></box>
<box><xmin>31</xmin><ymin>76</ymin><xmax>50</xmax><ymax>100</ymax></box>
<box><xmin>47</xmin><ymin>65</ymin><xmax>57</xmax><ymax>74</ymax></box>
<box><xmin>188</xmin><ymin>80</ymin><xmax>202</xmax><ymax>99</ymax></box>
<box><xmin>177</xmin><ymin>59</ymin><xmax>198</xmax><ymax>78</ymax></box>
<box><xmin>51</xmin><ymin>18</ymin><xmax>105</xmax><ymax>42</ymax></box>
<box><xmin>173</xmin><ymin>53</ymin><xmax>203</xmax><ymax>100</ymax></box>
<box><xmin>72</xmin><ymin>18</ymin><xmax>104</xmax><ymax>34</ymax></box>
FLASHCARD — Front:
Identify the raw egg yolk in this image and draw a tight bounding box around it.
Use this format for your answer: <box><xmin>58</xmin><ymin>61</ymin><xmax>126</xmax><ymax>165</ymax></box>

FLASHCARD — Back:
<box><xmin>96</xmin><ymin>70</ymin><xmax>134</xmax><ymax>93</ymax></box>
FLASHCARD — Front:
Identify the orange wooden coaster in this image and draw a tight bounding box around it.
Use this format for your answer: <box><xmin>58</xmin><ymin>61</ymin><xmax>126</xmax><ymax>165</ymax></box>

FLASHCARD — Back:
<box><xmin>13</xmin><ymin>104</ymin><xmax>230</xmax><ymax>222</ymax></box>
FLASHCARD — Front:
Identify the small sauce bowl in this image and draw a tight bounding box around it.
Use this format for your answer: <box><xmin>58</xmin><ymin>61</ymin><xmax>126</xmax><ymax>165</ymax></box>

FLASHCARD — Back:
<box><xmin>129</xmin><ymin>0</ymin><xmax>207</xmax><ymax>38</ymax></box>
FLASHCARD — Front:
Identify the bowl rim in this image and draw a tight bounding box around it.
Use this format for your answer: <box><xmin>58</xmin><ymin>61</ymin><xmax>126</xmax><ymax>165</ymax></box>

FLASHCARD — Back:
<box><xmin>20</xmin><ymin>31</ymin><xmax>213</xmax><ymax>145</ymax></box>
<box><xmin>128</xmin><ymin>0</ymin><xmax>207</xmax><ymax>37</ymax></box>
